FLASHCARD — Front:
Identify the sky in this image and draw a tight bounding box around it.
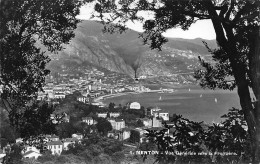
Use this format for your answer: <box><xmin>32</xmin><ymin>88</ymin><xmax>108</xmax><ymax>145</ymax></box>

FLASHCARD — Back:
<box><xmin>77</xmin><ymin>4</ymin><xmax>216</xmax><ymax>40</ymax></box>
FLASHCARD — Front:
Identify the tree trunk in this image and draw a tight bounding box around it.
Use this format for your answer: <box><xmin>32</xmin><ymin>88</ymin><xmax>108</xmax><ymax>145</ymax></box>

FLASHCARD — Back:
<box><xmin>235</xmin><ymin>73</ymin><xmax>259</xmax><ymax>163</ymax></box>
<box><xmin>253</xmin><ymin>24</ymin><xmax>260</xmax><ymax>164</ymax></box>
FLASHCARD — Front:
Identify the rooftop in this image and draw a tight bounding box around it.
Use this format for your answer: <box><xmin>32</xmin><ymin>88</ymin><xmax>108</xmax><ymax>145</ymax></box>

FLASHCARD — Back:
<box><xmin>46</xmin><ymin>141</ymin><xmax>63</xmax><ymax>145</ymax></box>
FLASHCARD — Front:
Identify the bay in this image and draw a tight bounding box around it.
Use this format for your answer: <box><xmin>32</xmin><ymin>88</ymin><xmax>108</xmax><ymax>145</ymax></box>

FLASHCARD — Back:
<box><xmin>102</xmin><ymin>88</ymin><xmax>240</xmax><ymax>123</ymax></box>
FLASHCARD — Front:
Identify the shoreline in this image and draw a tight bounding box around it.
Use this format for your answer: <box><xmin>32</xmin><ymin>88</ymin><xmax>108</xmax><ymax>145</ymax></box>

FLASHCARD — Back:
<box><xmin>94</xmin><ymin>90</ymin><xmax>162</xmax><ymax>106</ymax></box>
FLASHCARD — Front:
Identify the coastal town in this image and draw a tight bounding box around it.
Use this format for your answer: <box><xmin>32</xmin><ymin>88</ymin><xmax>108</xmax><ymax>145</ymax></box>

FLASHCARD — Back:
<box><xmin>0</xmin><ymin>69</ymin><xmax>174</xmax><ymax>162</ymax></box>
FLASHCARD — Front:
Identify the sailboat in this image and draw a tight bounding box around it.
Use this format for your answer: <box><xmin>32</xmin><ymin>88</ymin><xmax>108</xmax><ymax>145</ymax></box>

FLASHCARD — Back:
<box><xmin>159</xmin><ymin>96</ymin><xmax>162</xmax><ymax>101</ymax></box>
<box><xmin>200</xmin><ymin>94</ymin><xmax>202</xmax><ymax>98</ymax></box>
<box><xmin>215</xmin><ymin>98</ymin><xmax>218</xmax><ymax>103</ymax></box>
<box><xmin>188</xmin><ymin>88</ymin><xmax>191</xmax><ymax>92</ymax></box>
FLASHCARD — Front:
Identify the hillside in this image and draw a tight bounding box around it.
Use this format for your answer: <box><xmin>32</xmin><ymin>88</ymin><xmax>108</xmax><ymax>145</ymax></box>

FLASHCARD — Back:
<box><xmin>47</xmin><ymin>20</ymin><xmax>217</xmax><ymax>83</ymax></box>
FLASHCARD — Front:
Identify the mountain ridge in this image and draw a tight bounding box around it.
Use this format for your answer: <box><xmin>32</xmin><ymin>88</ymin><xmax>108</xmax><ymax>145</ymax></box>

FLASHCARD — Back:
<box><xmin>47</xmin><ymin>20</ymin><xmax>217</xmax><ymax>83</ymax></box>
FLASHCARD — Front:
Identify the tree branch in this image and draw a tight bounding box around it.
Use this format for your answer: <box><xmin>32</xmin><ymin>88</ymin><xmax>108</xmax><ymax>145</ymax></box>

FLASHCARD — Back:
<box><xmin>205</xmin><ymin>0</ymin><xmax>228</xmax><ymax>48</ymax></box>
<box><xmin>225</xmin><ymin>0</ymin><xmax>235</xmax><ymax>20</ymax></box>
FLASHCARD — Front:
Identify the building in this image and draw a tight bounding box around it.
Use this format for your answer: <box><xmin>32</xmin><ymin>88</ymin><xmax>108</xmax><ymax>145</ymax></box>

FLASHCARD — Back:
<box><xmin>82</xmin><ymin>117</ymin><xmax>96</xmax><ymax>125</ymax></box>
<box><xmin>46</xmin><ymin>141</ymin><xmax>63</xmax><ymax>155</ymax></box>
<box><xmin>152</xmin><ymin>117</ymin><xmax>162</xmax><ymax>127</ymax></box>
<box><xmin>97</xmin><ymin>113</ymin><xmax>107</xmax><ymax>118</ymax></box>
<box><xmin>129</xmin><ymin>102</ymin><xmax>141</xmax><ymax>110</ymax></box>
<box><xmin>108</xmin><ymin>119</ymin><xmax>125</xmax><ymax>130</ymax></box>
<box><xmin>54</xmin><ymin>93</ymin><xmax>66</xmax><ymax>99</ymax></box>
<box><xmin>139</xmin><ymin>118</ymin><xmax>152</xmax><ymax>127</ymax></box>
<box><xmin>63</xmin><ymin>138</ymin><xmax>78</xmax><ymax>150</ymax></box>
<box><xmin>23</xmin><ymin>146</ymin><xmax>40</xmax><ymax>154</ymax></box>
<box><xmin>48</xmin><ymin>135</ymin><xmax>59</xmax><ymax>142</ymax></box>
<box><xmin>0</xmin><ymin>148</ymin><xmax>6</xmax><ymax>162</ymax></box>
<box><xmin>23</xmin><ymin>151</ymin><xmax>42</xmax><ymax>159</ymax></box>
<box><xmin>146</xmin><ymin>107</ymin><xmax>162</xmax><ymax>116</ymax></box>
<box><xmin>77</xmin><ymin>96</ymin><xmax>89</xmax><ymax>103</ymax></box>
<box><xmin>109</xmin><ymin>112</ymin><xmax>120</xmax><ymax>118</ymax></box>
<box><xmin>107</xmin><ymin>129</ymin><xmax>120</xmax><ymax>139</ymax></box>
<box><xmin>153</xmin><ymin>111</ymin><xmax>169</xmax><ymax>121</ymax></box>
<box><xmin>72</xmin><ymin>133</ymin><xmax>83</xmax><ymax>140</ymax></box>
<box><xmin>119</xmin><ymin>128</ymin><xmax>131</xmax><ymax>140</ymax></box>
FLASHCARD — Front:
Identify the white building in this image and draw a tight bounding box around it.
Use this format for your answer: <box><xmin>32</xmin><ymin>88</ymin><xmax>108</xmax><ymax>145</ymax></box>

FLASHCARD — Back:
<box><xmin>129</xmin><ymin>102</ymin><xmax>141</xmax><ymax>110</ymax></box>
<box><xmin>77</xmin><ymin>96</ymin><xmax>89</xmax><ymax>103</ymax></box>
<box><xmin>72</xmin><ymin>133</ymin><xmax>83</xmax><ymax>140</ymax></box>
<box><xmin>109</xmin><ymin>112</ymin><xmax>120</xmax><ymax>118</ymax></box>
<box><xmin>46</xmin><ymin>141</ymin><xmax>63</xmax><ymax>155</ymax></box>
<box><xmin>139</xmin><ymin>118</ymin><xmax>152</xmax><ymax>127</ymax></box>
<box><xmin>54</xmin><ymin>93</ymin><xmax>66</xmax><ymax>99</ymax></box>
<box><xmin>48</xmin><ymin>135</ymin><xmax>59</xmax><ymax>141</ymax></box>
<box><xmin>152</xmin><ymin>117</ymin><xmax>163</xmax><ymax>127</ymax></box>
<box><xmin>108</xmin><ymin>119</ymin><xmax>125</xmax><ymax>130</ymax></box>
<box><xmin>82</xmin><ymin>117</ymin><xmax>96</xmax><ymax>125</ymax></box>
<box><xmin>97</xmin><ymin>113</ymin><xmax>107</xmax><ymax>118</ymax></box>
<box><xmin>23</xmin><ymin>151</ymin><xmax>42</xmax><ymax>159</ymax></box>
<box><xmin>153</xmin><ymin>111</ymin><xmax>169</xmax><ymax>121</ymax></box>
<box><xmin>119</xmin><ymin>128</ymin><xmax>131</xmax><ymax>140</ymax></box>
<box><xmin>23</xmin><ymin>146</ymin><xmax>40</xmax><ymax>154</ymax></box>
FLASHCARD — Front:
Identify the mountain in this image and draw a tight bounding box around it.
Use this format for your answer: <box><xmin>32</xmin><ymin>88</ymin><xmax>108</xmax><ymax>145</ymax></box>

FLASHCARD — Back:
<box><xmin>47</xmin><ymin>20</ymin><xmax>217</xmax><ymax>83</ymax></box>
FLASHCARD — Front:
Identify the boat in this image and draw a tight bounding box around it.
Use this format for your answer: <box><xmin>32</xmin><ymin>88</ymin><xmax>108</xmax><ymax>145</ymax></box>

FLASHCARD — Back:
<box><xmin>200</xmin><ymin>94</ymin><xmax>202</xmax><ymax>98</ymax></box>
<box><xmin>215</xmin><ymin>98</ymin><xmax>218</xmax><ymax>103</ymax></box>
<box><xmin>159</xmin><ymin>96</ymin><xmax>162</xmax><ymax>101</ymax></box>
<box><xmin>189</xmin><ymin>88</ymin><xmax>191</xmax><ymax>92</ymax></box>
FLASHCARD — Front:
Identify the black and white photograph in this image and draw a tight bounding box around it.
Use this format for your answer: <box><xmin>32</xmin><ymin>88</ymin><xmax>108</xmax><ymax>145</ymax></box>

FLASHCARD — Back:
<box><xmin>0</xmin><ymin>0</ymin><xmax>259</xmax><ymax>163</ymax></box>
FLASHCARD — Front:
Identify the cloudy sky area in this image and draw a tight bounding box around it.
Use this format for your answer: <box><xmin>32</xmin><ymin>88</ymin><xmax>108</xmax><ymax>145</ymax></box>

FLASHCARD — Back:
<box><xmin>77</xmin><ymin>4</ymin><xmax>216</xmax><ymax>40</ymax></box>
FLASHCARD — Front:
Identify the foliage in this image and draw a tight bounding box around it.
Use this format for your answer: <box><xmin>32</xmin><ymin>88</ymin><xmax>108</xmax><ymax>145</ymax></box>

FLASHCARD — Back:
<box><xmin>38</xmin><ymin>153</ymin><xmax>87</xmax><ymax>164</ymax></box>
<box><xmin>92</xmin><ymin>0</ymin><xmax>260</xmax><ymax>162</ymax></box>
<box><xmin>2</xmin><ymin>144</ymin><xmax>23</xmax><ymax>164</ymax></box>
<box><xmin>61</xmin><ymin>133</ymin><xmax>124</xmax><ymax>163</ymax></box>
<box><xmin>110</xmin><ymin>151</ymin><xmax>125</xmax><ymax>164</ymax></box>
<box><xmin>144</xmin><ymin>108</ymin><xmax>250</xmax><ymax>163</ymax></box>
<box><xmin>14</xmin><ymin>101</ymin><xmax>56</xmax><ymax>138</ymax></box>
<box><xmin>136</xmin><ymin>119</ymin><xmax>144</xmax><ymax>127</ymax></box>
<box><xmin>96</xmin><ymin>117</ymin><xmax>112</xmax><ymax>136</ymax></box>
<box><xmin>0</xmin><ymin>0</ymin><xmax>83</xmax><ymax>108</ymax></box>
<box><xmin>129</xmin><ymin>130</ymin><xmax>140</xmax><ymax>144</ymax></box>
<box><xmin>0</xmin><ymin>125</ymin><xmax>17</xmax><ymax>147</ymax></box>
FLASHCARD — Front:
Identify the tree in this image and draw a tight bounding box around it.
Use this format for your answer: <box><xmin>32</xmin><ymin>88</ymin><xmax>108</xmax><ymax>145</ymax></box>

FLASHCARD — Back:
<box><xmin>0</xmin><ymin>0</ymin><xmax>84</xmax><ymax>134</ymax></box>
<box><xmin>92</xmin><ymin>0</ymin><xmax>260</xmax><ymax>162</ymax></box>
<box><xmin>129</xmin><ymin>130</ymin><xmax>140</xmax><ymax>144</ymax></box>
<box><xmin>136</xmin><ymin>119</ymin><xmax>144</xmax><ymax>127</ymax></box>
<box><xmin>96</xmin><ymin>118</ymin><xmax>112</xmax><ymax>136</ymax></box>
<box><xmin>10</xmin><ymin>101</ymin><xmax>57</xmax><ymax>151</ymax></box>
<box><xmin>2</xmin><ymin>144</ymin><xmax>23</xmax><ymax>164</ymax></box>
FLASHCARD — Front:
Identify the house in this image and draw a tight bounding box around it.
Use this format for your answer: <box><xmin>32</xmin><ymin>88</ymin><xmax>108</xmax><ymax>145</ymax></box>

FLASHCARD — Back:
<box><xmin>0</xmin><ymin>148</ymin><xmax>6</xmax><ymax>162</ymax></box>
<box><xmin>146</xmin><ymin>107</ymin><xmax>162</xmax><ymax>116</ymax></box>
<box><xmin>97</xmin><ymin>113</ymin><xmax>107</xmax><ymax>118</ymax></box>
<box><xmin>72</xmin><ymin>133</ymin><xmax>83</xmax><ymax>140</ymax></box>
<box><xmin>63</xmin><ymin>138</ymin><xmax>78</xmax><ymax>150</ymax></box>
<box><xmin>82</xmin><ymin>117</ymin><xmax>96</xmax><ymax>125</ymax></box>
<box><xmin>77</xmin><ymin>96</ymin><xmax>89</xmax><ymax>103</ymax></box>
<box><xmin>153</xmin><ymin>111</ymin><xmax>169</xmax><ymax>121</ymax></box>
<box><xmin>108</xmin><ymin>119</ymin><xmax>125</xmax><ymax>130</ymax></box>
<box><xmin>23</xmin><ymin>150</ymin><xmax>42</xmax><ymax>159</ymax></box>
<box><xmin>23</xmin><ymin>146</ymin><xmax>40</xmax><ymax>154</ymax></box>
<box><xmin>107</xmin><ymin>129</ymin><xmax>120</xmax><ymax>139</ymax></box>
<box><xmin>129</xmin><ymin>102</ymin><xmax>141</xmax><ymax>110</ymax></box>
<box><xmin>16</xmin><ymin>138</ymin><xmax>23</xmax><ymax>143</ymax></box>
<box><xmin>138</xmin><ymin>118</ymin><xmax>152</xmax><ymax>127</ymax></box>
<box><xmin>46</xmin><ymin>141</ymin><xmax>63</xmax><ymax>155</ymax></box>
<box><xmin>109</xmin><ymin>112</ymin><xmax>120</xmax><ymax>118</ymax></box>
<box><xmin>54</xmin><ymin>93</ymin><xmax>66</xmax><ymax>99</ymax></box>
<box><xmin>152</xmin><ymin>117</ymin><xmax>162</xmax><ymax>127</ymax></box>
<box><xmin>119</xmin><ymin>128</ymin><xmax>131</xmax><ymax>140</ymax></box>
<box><xmin>48</xmin><ymin>135</ymin><xmax>59</xmax><ymax>141</ymax></box>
